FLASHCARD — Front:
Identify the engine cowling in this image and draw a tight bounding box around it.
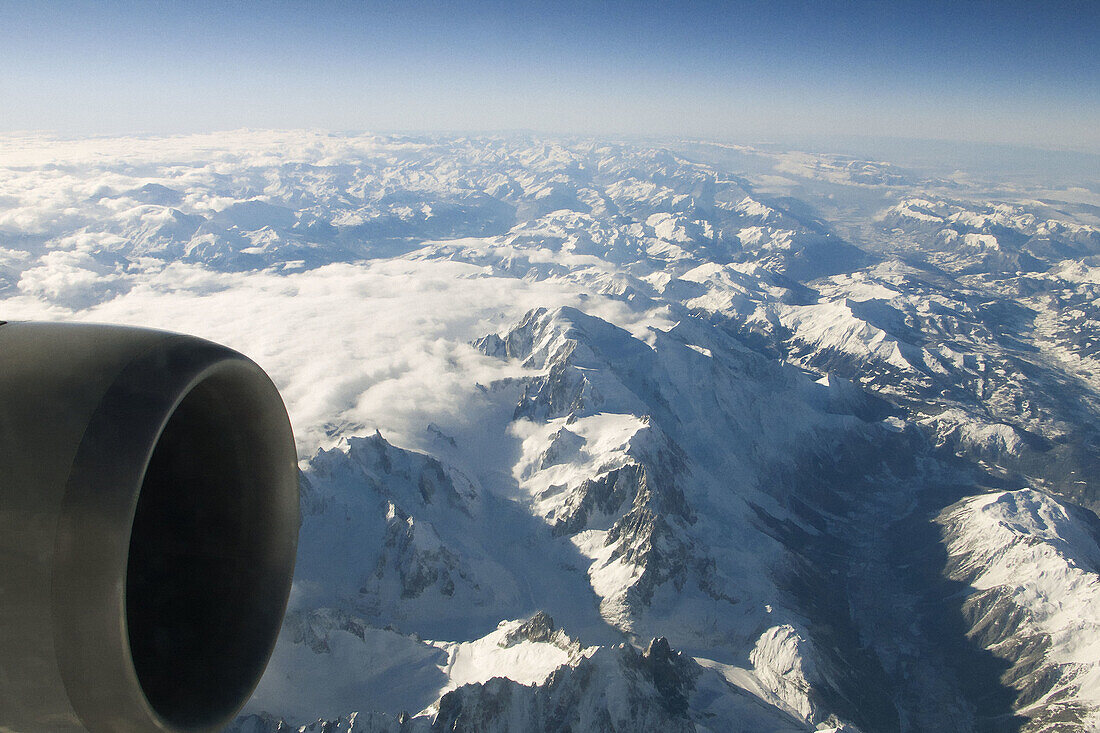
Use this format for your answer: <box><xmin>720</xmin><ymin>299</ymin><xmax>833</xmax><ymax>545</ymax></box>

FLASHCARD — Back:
<box><xmin>0</xmin><ymin>322</ymin><xmax>299</xmax><ymax>732</ymax></box>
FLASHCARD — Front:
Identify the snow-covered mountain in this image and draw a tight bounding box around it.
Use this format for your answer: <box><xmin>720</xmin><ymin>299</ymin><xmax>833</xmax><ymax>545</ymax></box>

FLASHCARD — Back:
<box><xmin>1</xmin><ymin>131</ymin><xmax>1099</xmax><ymax>732</ymax></box>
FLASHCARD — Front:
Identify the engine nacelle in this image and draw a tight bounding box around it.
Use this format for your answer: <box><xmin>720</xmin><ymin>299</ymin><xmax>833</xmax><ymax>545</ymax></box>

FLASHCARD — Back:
<box><xmin>0</xmin><ymin>322</ymin><xmax>299</xmax><ymax>732</ymax></box>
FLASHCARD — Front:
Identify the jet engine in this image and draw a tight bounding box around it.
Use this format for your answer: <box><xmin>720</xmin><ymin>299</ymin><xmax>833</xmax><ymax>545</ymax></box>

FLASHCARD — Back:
<box><xmin>0</xmin><ymin>322</ymin><xmax>299</xmax><ymax>732</ymax></box>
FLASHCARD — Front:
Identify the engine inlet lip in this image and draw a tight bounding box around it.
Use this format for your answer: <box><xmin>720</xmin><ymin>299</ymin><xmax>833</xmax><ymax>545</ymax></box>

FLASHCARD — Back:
<box><xmin>49</xmin><ymin>335</ymin><xmax>299</xmax><ymax>733</ymax></box>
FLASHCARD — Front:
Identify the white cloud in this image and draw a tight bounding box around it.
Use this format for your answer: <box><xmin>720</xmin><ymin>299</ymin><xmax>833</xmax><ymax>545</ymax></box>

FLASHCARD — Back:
<box><xmin>1</xmin><ymin>257</ymin><xmax>667</xmax><ymax>456</ymax></box>
<box><xmin>16</xmin><ymin>250</ymin><xmax>129</xmax><ymax>309</ymax></box>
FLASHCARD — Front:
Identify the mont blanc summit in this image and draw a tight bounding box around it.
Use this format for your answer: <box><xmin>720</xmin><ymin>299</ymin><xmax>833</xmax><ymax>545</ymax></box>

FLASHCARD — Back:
<box><xmin>2</xmin><ymin>132</ymin><xmax>1099</xmax><ymax>732</ymax></box>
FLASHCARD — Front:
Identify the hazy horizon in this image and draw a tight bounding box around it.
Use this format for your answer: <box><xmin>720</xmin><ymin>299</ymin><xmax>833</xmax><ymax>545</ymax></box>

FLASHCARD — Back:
<box><xmin>2</xmin><ymin>0</ymin><xmax>1097</xmax><ymax>153</ymax></box>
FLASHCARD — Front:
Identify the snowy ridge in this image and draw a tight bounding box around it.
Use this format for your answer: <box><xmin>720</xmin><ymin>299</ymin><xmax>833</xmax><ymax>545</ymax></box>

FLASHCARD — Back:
<box><xmin>939</xmin><ymin>490</ymin><xmax>1100</xmax><ymax>731</ymax></box>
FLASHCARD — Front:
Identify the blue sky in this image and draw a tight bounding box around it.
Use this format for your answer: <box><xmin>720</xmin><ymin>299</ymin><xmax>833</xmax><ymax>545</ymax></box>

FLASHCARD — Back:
<box><xmin>1</xmin><ymin>0</ymin><xmax>1097</xmax><ymax>151</ymax></box>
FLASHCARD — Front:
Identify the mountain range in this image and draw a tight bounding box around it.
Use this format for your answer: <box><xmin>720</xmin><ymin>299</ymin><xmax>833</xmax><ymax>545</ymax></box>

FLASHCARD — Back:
<box><xmin>1</xmin><ymin>131</ymin><xmax>1098</xmax><ymax>732</ymax></box>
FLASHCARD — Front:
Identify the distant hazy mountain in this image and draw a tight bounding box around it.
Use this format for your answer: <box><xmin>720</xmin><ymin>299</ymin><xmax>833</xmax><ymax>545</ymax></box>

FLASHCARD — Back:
<box><xmin>2</xmin><ymin>131</ymin><xmax>1098</xmax><ymax>732</ymax></box>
